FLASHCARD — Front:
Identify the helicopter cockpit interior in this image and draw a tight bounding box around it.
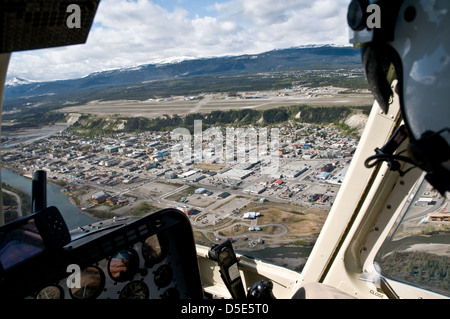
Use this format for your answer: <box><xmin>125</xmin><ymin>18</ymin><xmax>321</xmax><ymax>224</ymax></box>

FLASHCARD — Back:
<box><xmin>0</xmin><ymin>204</ymin><xmax>204</xmax><ymax>299</ymax></box>
<box><xmin>1</xmin><ymin>0</ymin><xmax>449</xmax><ymax>301</ymax></box>
<box><xmin>0</xmin><ymin>1</ymin><xmax>271</xmax><ymax>300</ymax></box>
<box><xmin>0</xmin><ymin>0</ymin><xmax>202</xmax><ymax>299</ymax></box>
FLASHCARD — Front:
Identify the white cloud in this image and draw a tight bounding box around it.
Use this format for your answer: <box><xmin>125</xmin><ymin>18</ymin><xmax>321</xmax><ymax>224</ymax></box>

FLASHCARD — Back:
<box><xmin>7</xmin><ymin>0</ymin><xmax>351</xmax><ymax>82</ymax></box>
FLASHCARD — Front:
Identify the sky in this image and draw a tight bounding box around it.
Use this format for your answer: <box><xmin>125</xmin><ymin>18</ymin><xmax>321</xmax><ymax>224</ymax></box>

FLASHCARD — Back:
<box><xmin>6</xmin><ymin>0</ymin><xmax>352</xmax><ymax>82</ymax></box>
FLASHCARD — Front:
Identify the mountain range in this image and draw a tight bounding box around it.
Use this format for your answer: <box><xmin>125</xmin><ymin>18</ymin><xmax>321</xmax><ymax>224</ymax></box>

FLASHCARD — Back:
<box><xmin>5</xmin><ymin>77</ymin><xmax>36</xmax><ymax>87</ymax></box>
<box><xmin>3</xmin><ymin>45</ymin><xmax>363</xmax><ymax>114</ymax></box>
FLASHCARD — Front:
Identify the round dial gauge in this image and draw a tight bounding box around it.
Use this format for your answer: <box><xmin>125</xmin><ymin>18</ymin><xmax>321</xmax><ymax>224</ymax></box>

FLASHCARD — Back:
<box><xmin>108</xmin><ymin>249</ymin><xmax>139</xmax><ymax>282</ymax></box>
<box><xmin>154</xmin><ymin>264</ymin><xmax>173</xmax><ymax>288</ymax></box>
<box><xmin>119</xmin><ymin>280</ymin><xmax>149</xmax><ymax>299</ymax></box>
<box><xmin>35</xmin><ymin>285</ymin><xmax>64</xmax><ymax>299</ymax></box>
<box><xmin>142</xmin><ymin>233</ymin><xmax>169</xmax><ymax>267</ymax></box>
<box><xmin>69</xmin><ymin>266</ymin><xmax>105</xmax><ymax>300</ymax></box>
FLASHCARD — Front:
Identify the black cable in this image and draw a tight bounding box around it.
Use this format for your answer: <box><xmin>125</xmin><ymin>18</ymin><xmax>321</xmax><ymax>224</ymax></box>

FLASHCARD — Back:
<box><xmin>364</xmin><ymin>152</ymin><xmax>416</xmax><ymax>169</ymax></box>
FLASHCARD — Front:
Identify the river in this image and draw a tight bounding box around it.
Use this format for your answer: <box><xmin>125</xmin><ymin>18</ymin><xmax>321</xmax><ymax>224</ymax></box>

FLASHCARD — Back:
<box><xmin>1</xmin><ymin>123</ymin><xmax>69</xmax><ymax>149</ymax></box>
<box><xmin>1</xmin><ymin>168</ymin><xmax>311</xmax><ymax>271</ymax></box>
<box><xmin>1</xmin><ymin>168</ymin><xmax>96</xmax><ymax>230</ymax></box>
<box><xmin>0</xmin><ymin>113</ymin><xmax>312</xmax><ymax>271</ymax></box>
<box><xmin>1</xmin><ymin>125</ymin><xmax>312</xmax><ymax>272</ymax></box>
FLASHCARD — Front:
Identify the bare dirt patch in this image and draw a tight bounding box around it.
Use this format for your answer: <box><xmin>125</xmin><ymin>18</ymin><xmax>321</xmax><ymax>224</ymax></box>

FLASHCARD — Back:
<box><xmin>187</xmin><ymin>194</ymin><xmax>218</xmax><ymax>208</ymax></box>
<box><xmin>242</xmin><ymin>201</ymin><xmax>328</xmax><ymax>238</ymax></box>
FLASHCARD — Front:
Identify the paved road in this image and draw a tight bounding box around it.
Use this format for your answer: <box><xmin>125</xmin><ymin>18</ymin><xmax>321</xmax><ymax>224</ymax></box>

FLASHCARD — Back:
<box><xmin>3</xmin><ymin>189</ymin><xmax>23</xmax><ymax>217</ymax></box>
<box><xmin>210</xmin><ymin>222</ymin><xmax>288</xmax><ymax>239</ymax></box>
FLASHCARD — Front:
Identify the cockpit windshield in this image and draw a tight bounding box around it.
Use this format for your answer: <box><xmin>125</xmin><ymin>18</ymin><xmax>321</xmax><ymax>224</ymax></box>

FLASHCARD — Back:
<box><xmin>0</xmin><ymin>1</ymin><xmax>374</xmax><ymax>275</ymax></box>
<box><xmin>2</xmin><ymin>0</ymin><xmax>449</xmax><ymax>301</ymax></box>
<box><xmin>375</xmin><ymin>174</ymin><xmax>450</xmax><ymax>297</ymax></box>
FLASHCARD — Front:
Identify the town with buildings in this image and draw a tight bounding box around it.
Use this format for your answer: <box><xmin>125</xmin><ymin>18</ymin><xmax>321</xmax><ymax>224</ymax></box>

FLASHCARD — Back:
<box><xmin>1</xmin><ymin>121</ymin><xmax>359</xmax><ymax>247</ymax></box>
<box><xmin>2</xmin><ymin>114</ymin><xmax>449</xmax><ymax>260</ymax></box>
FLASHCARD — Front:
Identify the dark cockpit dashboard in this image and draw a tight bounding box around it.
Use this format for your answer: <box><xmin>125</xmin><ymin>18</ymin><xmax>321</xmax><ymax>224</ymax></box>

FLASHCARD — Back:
<box><xmin>0</xmin><ymin>206</ymin><xmax>204</xmax><ymax>299</ymax></box>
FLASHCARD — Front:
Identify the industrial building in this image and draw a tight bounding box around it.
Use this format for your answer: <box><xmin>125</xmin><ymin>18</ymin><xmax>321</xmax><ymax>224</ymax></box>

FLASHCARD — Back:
<box><xmin>316</xmin><ymin>172</ymin><xmax>331</xmax><ymax>180</ymax></box>
<box><xmin>271</xmin><ymin>165</ymin><xmax>308</xmax><ymax>179</ymax></box>
<box><xmin>327</xmin><ymin>165</ymin><xmax>349</xmax><ymax>185</ymax></box>
<box><xmin>185</xmin><ymin>173</ymin><xmax>205</xmax><ymax>183</ymax></box>
<box><xmin>215</xmin><ymin>168</ymin><xmax>253</xmax><ymax>181</ymax></box>
<box><xmin>427</xmin><ymin>212</ymin><xmax>450</xmax><ymax>222</ymax></box>
<box><xmin>195</xmin><ymin>188</ymin><xmax>207</xmax><ymax>194</ymax></box>
<box><xmin>92</xmin><ymin>191</ymin><xmax>107</xmax><ymax>204</ymax></box>
<box><xmin>243</xmin><ymin>184</ymin><xmax>266</xmax><ymax>195</ymax></box>
<box><xmin>104</xmin><ymin>145</ymin><xmax>121</xmax><ymax>153</ymax></box>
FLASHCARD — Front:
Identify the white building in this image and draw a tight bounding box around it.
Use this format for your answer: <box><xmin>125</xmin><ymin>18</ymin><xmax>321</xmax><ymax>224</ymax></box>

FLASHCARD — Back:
<box><xmin>243</xmin><ymin>212</ymin><xmax>260</xmax><ymax>219</ymax></box>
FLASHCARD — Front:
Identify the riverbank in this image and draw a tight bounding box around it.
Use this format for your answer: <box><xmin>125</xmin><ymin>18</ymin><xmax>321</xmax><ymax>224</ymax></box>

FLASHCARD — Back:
<box><xmin>1</xmin><ymin>123</ymin><xmax>68</xmax><ymax>148</ymax></box>
<box><xmin>1</xmin><ymin>168</ymin><xmax>95</xmax><ymax>229</ymax></box>
<box><xmin>2</xmin><ymin>167</ymin><xmax>312</xmax><ymax>272</ymax></box>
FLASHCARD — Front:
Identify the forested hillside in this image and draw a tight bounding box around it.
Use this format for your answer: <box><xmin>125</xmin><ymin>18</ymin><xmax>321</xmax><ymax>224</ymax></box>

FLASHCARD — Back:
<box><xmin>378</xmin><ymin>251</ymin><xmax>450</xmax><ymax>296</ymax></box>
<box><xmin>69</xmin><ymin>104</ymin><xmax>370</xmax><ymax>136</ymax></box>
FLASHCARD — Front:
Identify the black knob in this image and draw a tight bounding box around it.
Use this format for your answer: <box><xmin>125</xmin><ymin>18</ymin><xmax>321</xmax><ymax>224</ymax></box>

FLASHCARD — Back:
<box><xmin>247</xmin><ymin>280</ymin><xmax>275</xmax><ymax>299</ymax></box>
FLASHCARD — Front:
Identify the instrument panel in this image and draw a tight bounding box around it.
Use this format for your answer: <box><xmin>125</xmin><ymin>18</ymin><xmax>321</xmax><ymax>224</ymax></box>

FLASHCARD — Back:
<box><xmin>0</xmin><ymin>207</ymin><xmax>203</xmax><ymax>299</ymax></box>
<box><xmin>36</xmin><ymin>231</ymin><xmax>194</xmax><ymax>299</ymax></box>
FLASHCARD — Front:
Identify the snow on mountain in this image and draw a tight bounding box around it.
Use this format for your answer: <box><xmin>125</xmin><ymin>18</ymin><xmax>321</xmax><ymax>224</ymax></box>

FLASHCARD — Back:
<box><xmin>5</xmin><ymin>77</ymin><xmax>36</xmax><ymax>87</ymax></box>
<box><xmin>3</xmin><ymin>45</ymin><xmax>362</xmax><ymax>107</ymax></box>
